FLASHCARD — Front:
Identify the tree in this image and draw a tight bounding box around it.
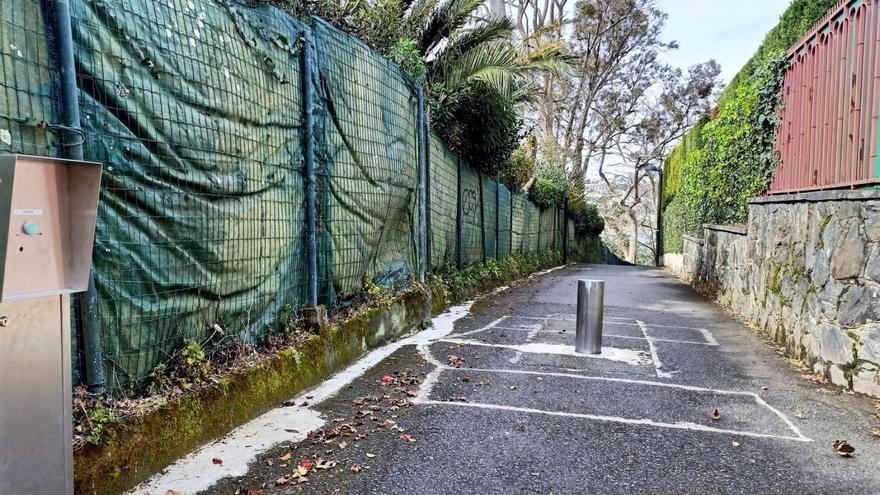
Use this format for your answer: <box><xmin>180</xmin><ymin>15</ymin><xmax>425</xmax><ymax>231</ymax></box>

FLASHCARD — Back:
<box><xmin>596</xmin><ymin>60</ymin><xmax>720</xmax><ymax>262</ymax></box>
<box><xmin>548</xmin><ymin>0</ymin><xmax>675</xmax><ymax>174</ymax></box>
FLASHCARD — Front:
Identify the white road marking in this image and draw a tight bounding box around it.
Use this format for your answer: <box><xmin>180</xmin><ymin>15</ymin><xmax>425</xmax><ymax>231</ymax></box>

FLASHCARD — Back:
<box><xmin>637</xmin><ymin>319</ymin><xmax>674</xmax><ymax>378</ymax></box>
<box><xmin>421</xmin><ymin>400</ymin><xmax>812</xmax><ymax>442</ymax></box>
<box><xmin>462</xmin><ymin>325</ymin><xmax>717</xmax><ymax>346</ymax></box>
<box><xmin>129</xmin><ymin>301</ymin><xmax>475</xmax><ymax>495</ymax></box>
<box><xmin>437</xmin><ymin>338</ymin><xmax>652</xmax><ymax>366</ymax></box>
<box><xmin>697</xmin><ymin>327</ymin><xmax>720</xmax><ymax>346</ymax></box>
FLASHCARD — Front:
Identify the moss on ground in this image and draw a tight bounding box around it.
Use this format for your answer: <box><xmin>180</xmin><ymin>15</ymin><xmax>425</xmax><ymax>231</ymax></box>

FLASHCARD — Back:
<box><xmin>73</xmin><ymin>250</ymin><xmax>565</xmax><ymax>495</ymax></box>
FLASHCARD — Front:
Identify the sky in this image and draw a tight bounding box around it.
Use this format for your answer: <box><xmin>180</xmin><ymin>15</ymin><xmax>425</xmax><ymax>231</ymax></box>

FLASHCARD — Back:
<box><xmin>657</xmin><ymin>0</ymin><xmax>793</xmax><ymax>84</ymax></box>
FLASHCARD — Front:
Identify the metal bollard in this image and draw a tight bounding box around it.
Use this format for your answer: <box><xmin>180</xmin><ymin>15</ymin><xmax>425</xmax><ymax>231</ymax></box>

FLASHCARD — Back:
<box><xmin>575</xmin><ymin>279</ymin><xmax>604</xmax><ymax>354</ymax></box>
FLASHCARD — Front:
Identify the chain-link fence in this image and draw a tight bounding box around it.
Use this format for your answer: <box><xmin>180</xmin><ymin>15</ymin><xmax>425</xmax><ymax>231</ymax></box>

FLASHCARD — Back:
<box><xmin>0</xmin><ymin>0</ymin><xmax>599</xmax><ymax>395</ymax></box>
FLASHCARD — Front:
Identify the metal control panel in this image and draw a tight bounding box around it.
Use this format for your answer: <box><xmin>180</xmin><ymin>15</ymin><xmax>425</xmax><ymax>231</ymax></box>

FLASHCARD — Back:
<box><xmin>0</xmin><ymin>154</ymin><xmax>102</xmax><ymax>495</ymax></box>
<box><xmin>0</xmin><ymin>155</ymin><xmax>101</xmax><ymax>301</ymax></box>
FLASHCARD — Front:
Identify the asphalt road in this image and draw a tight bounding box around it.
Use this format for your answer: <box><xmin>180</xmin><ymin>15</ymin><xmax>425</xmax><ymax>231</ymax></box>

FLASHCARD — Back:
<box><xmin>176</xmin><ymin>265</ymin><xmax>879</xmax><ymax>494</ymax></box>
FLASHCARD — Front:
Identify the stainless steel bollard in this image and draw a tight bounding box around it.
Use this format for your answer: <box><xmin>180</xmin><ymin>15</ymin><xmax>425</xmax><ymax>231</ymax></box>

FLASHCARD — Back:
<box><xmin>575</xmin><ymin>279</ymin><xmax>604</xmax><ymax>354</ymax></box>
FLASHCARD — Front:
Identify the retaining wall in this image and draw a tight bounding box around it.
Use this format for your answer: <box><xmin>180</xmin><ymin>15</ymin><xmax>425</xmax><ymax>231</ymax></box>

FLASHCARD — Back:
<box><xmin>668</xmin><ymin>190</ymin><xmax>880</xmax><ymax>397</ymax></box>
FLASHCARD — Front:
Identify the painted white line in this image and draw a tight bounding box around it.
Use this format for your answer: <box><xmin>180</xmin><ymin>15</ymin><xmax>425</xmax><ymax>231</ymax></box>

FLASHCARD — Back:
<box><xmin>752</xmin><ymin>395</ymin><xmax>811</xmax><ymax>441</ymax></box>
<box><xmin>421</xmin><ymin>400</ymin><xmax>811</xmax><ymax>443</ymax></box>
<box><xmin>520</xmin><ymin>315</ymin><xmax>636</xmax><ymax>326</ymax></box>
<box><xmin>437</xmin><ymin>338</ymin><xmax>652</xmax><ymax>366</ymax></box>
<box><xmin>454</xmin><ymin>316</ymin><xmax>507</xmax><ymax>337</ymax></box>
<box><xmin>436</xmin><ymin>365</ymin><xmax>751</xmax><ymax>396</ymax></box>
<box><xmin>129</xmin><ymin>301</ymin><xmax>475</xmax><ymax>495</ymax></box>
<box><xmin>637</xmin><ymin>319</ymin><xmax>674</xmax><ymax>378</ymax></box>
<box><xmin>462</xmin><ymin>325</ymin><xmax>716</xmax><ymax>346</ymax></box>
<box><xmin>638</xmin><ymin>322</ymin><xmax>714</xmax><ymax>331</ymax></box>
<box><xmin>697</xmin><ymin>327</ymin><xmax>720</xmax><ymax>346</ymax></box>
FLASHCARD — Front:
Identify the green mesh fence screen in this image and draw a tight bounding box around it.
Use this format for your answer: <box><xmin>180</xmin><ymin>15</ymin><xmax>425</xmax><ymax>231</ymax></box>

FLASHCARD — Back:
<box><xmin>2</xmin><ymin>0</ymin><xmax>601</xmax><ymax>394</ymax></box>
<box><xmin>481</xmin><ymin>175</ymin><xmax>497</xmax><ymax>259</ymax></box>
<box><xmin>428</xmin><ymin>132</ymin><xmax>457</xmax><ymax>268</ymax></box>
<box><xmin>70</xmin><ymin>0</ymin><xmax>308</xmax><ymax>392</ymax></box>
<box><xmin>497</xmin><ymin>184</ymin><xmax>511</xmax><ymax>258</ymax></box>
<box><xmin>459</xmin><ymin>160</ymin><xmax>482</xmax><ymax>266</ymax></box>
<box><xmin>312</xmin><ymin>18</ymin><xmax>418</xmax><ymax>301</ymax></box>
<box><xmin>0</xmin><ymin>0</ymin><xmax>56</xmax><ymax>156</ymax></box>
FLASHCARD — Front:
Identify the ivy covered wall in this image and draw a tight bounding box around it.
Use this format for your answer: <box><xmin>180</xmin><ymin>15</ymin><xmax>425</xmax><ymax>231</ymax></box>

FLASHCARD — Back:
<box><xmin>661</xmin><ymin>0</ymin><xmax>840</xmax><ymax>253</ymax></box>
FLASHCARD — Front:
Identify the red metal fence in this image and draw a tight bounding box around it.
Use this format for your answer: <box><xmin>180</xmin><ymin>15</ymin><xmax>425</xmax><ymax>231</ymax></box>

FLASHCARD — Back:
<box><xmin>772</xmin><ymin>0</ymin><xmax>880</xmax><ymax>194</ymax></box>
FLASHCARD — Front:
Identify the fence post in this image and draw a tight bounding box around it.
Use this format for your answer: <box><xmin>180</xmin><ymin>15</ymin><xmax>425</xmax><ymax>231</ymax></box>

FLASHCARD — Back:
<box><xmin>509</xmin><ymin>192</ymin><xmax>514</xmax><ymax>254</ymax></box>
<box><xmin>479</xmin><ymin>171</ymin><xmax>486</xmax><ymax>262</ymax></box>
<box><xmin>562</xmin><ymin>197</ymin><xmax>569</xmax><ymax>264</ymax></box>
<box><xmin>495</xmin><ymin>175</ymin><xmax>500</xmax><ymax>259</ymax></box>
<box><xmin>46</xmin><ymin>0</ymin><xmax>106</xmax><ymax>393</ymax></box>
<box><xmin>537</xmin><ymin>207</ymin><xmax>541</xmax><ymax>252</ymax></box>
<box><xmin>456</xmin><ymin>155</ymin><xmax>462</xmax><ymax>270</ymax></box>
<box><xmin>301</xmin><ymin>27</ymin><xmax>319</xmax><ymax>309</ymax></box>
<box><xmin>416</xmin><ymin>78</ymin><xmax>427</xmax><ymax>283</ymax></box>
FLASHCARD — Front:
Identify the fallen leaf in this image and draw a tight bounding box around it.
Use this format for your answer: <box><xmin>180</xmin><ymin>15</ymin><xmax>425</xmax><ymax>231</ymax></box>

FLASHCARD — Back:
<box><xmin>381</xmin><ymin>375</ymin><xmax>394</xmax><ymax>384</ymax></box>
<box><xmin>350</xmin><ymin>463</ymin><xmax>362</xmax><ymax>473</ymax></box>
<box><xmin>314</xmin><ymin>458</ymin><xmax>338</xmax><ymax>470</ymax></box>
<box><xmin>212</xmin><ymin>457</ymin><xmax>223</xmax><ymax>465</ymax></box>
<box><xmin>338</xmin><ymin>441</ymin><xmax>348</xmax><ymax>449</ymax></box>
<box><xmin>366</xmin><ymin>453</ymin><xmax>376</xmax><ymax>458</ymax></box>
<box><xmin>710</xmin><ymin>409</ymin><xmax>721</xmax><ymax>421</ymax></box>
<box><xmin>731</xmin><ymin>441</ymin><xmax>740</xmax><ymax>447</ymax></box>
<box><xmin>165</xmin><ymin>491</ymin><xmax>182</xmax><ymax>495</ymax></box>
<box><xmin>279</xmin><ymin>452</ymin><xmax>292</xmax><ymax>461</ymax></box>
<box><xmin>834</xmin><ymin>439</ymin><xmax>855</xmax><ymax>457</ymax></box>
<box><xmin>298</xmin><ymin>459</ymin><xmax>315</xmax><ymax>472</ymax></box>
<box><xmin>400</xmin><ymin>433</ymin><xmax>416</xmax><ymax>443</ymax></box>
<box><xmin>447</xmin><ymin>355</ymin><xmax>465</xmax><ymax>368</ymax></box>
<box><xmin>275</xmin><ymin>475</ymin><xmax>290</xmax><ymax>485</ymax></box>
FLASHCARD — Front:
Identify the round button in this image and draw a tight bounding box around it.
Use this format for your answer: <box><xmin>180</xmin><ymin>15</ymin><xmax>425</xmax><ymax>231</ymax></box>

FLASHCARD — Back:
<box><xmin>22</xmin><ymin>221</ymin><xmax>38</xmax><ymax>235</ymax></box>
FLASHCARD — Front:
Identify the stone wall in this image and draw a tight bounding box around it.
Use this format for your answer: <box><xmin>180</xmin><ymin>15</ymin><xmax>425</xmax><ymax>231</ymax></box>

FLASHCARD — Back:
<box><xmin>667</xmin><ymin>190</ymin><xmax>880</xmax><ymax>397</ymax></box>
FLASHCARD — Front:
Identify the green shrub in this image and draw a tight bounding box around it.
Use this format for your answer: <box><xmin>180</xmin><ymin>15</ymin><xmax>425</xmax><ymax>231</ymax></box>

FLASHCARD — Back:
<box><xmin>528</xmin><ymin>163</ymin><xmax>567</xmax><ymax>208</ymax></box>
<box><xmin>431</xmin><ymin>83</ymin><xmax>521</xmax><ymax>176</ymax></box>
<box><xmin>660</xmin><ymin>0</ymin><xmax>838</xmax><ymax>253</ymax></box>
<box><xmin>388</xmin><ymin>37</ymin><xmax>426</xmax><ymax>79</ymax></box>
<box><xmin>502</xmin><ymin>135</ymin><xmax>536</xmax><ymax>191</ymax></box>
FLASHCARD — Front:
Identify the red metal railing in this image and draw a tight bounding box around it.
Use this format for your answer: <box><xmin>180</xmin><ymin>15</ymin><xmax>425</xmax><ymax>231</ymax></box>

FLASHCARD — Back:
<box><xmin>771</xmin><ymin>0</ymin><xmax>880</xmax><ymax>194</ymax></box>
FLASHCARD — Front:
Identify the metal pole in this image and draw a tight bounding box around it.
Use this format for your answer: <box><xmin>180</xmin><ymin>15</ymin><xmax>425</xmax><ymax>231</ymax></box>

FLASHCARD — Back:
<box><xmin>47</xmin><ymin>0</ymin><xmax>106</xmax><ymax>394</ymax></box>
<box><xmin>302</xmin><ymin>28</ymin><xmax>319</xmax><ymax>307</ymax></box>
<box><xmin>575</xmin><ymin>279</ymin><xmax>604</xmax><ymax>354</ymax></box>
<box><xmin>478</xmin><ymin>171</ymin><xmax>485</xmax><ymax>262</ymax></box>
<box><xmin>494</xmin><ymin>175</ymin><xmax>499</xmax><ymax>259</ymax></box>
<box><xmin>455</xmin><ymin>155</ymin><xmax>462</xmax><ymax>270</ymax></box>
<box><xmin>509</xmin><ymin>190</ymin><xmax>514</xmax><ymax>254</ymax></box>
<box><xmin>416</xmin><ymin>77</ymin><xmax>427</xmax><ymax>282</ymax></box>
<box><xmin>655</xmin><ymin>169</ymin><xmax>663</xmax><ymax>268</ymax></box>
<box><xmin>562</xmin><ymin>196</ymin><xmax>569</xmax><ymax>264</ymax></box>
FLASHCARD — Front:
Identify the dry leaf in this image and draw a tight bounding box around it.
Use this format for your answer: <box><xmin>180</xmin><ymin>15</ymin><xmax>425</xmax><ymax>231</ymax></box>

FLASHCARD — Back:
<box><xmin>212</xmin><ymin>457</ymin><xmax>223</xmax><ymax>465</ymax></box>
<box><xmin>166</xmin><ymin>491</ymin><xmax>182</xmax><ymax>495</ymax></box>
<box><xmin>366</xmin><ymin>453</ymin><xmax>376</xmax><ymax>458</ymax></box>
<box><xmin>400</xmin><ymin>433</ymin><xmax>416</xmax><ymax>443</ymax></box>
<box><xmin>834</xmin><ymin>439</ymin><xmax>855</xmax><ymax>457</ymax></box>
<box><xmin>279</xmin><ymin>452</ymin><xmax>292</xmax><ymax>461</ymax></box>
<box><xmin>350</xmin><ymin>464</ymin><xmax>362</xmax><ymax>473</ymax></box>
<box><xmin>275</xmin><ymin>475</ymin><xmax>290</xmax><ymax>485</ymax></box>
<box><xmin>314</xmin><ymin>459</ymin><xmax>338</xmax><ymax>470</ymax></box>
<box><xmin>731</xmin><ymin>441</ymin><xmax>740</xmax><ymax>447</ymax></box>
<box><xmin>338</xmin><ymin>441</ymin><xmax>348</xmax><ymax>449</ymax></box>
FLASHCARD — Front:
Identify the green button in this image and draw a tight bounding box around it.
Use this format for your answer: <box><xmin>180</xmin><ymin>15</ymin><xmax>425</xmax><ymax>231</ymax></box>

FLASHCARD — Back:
<box><xmin>22</xmin><ymin>221</ymin><xmax>37</xmax><ymax>235</ymax></box>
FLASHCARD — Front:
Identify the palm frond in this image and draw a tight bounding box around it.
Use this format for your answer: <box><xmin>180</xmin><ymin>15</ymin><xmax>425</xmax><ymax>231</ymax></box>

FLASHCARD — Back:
<box><xmin>446</xmin><ymin>16</ymin><xmax>514</xmax><ymax>56</ymax></box>
<box><xmin>439</xmin><ymin>41</ymin><xmax>519</xmax><ymax>98</ymax></box>
<box><xmin>419</xmin><ymin>0</ymin><xmax>484</xmax><ymax>55</ymax></box>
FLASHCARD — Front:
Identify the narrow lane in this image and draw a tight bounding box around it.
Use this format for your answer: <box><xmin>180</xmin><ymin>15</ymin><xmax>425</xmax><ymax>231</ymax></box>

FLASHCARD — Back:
<box><xmin>154</xmin><ymin>265</ymin><xmax>880</xmax><ymax>494</ymax></box>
